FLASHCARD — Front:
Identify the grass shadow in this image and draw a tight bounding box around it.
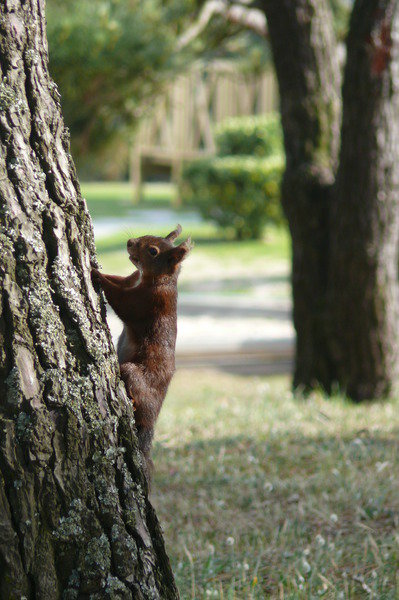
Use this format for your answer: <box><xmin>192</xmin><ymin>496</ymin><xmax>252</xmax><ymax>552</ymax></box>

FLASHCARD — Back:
<box><xmin>153</xmin><ymin>428</ymin><xmax>399</xmax><ymax>598</ymax></box>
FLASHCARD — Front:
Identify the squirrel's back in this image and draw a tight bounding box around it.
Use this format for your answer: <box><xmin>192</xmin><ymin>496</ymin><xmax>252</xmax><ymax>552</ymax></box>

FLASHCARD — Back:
<box><xmin>91</xmin><ymin>225</ymin><xmax>192</xmax><ymax>482</ymax></box>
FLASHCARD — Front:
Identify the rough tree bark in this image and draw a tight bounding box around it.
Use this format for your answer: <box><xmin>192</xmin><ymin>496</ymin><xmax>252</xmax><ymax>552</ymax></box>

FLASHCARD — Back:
<box><xmin>260</xmin><ymin>0</ymin><xmax>399</xmax><ymax>399</ymax></box>
<box><xmin>258</xmin><ymin>0</ymin><xmax>342</xmax><ymax>390</ymax></box>
<box><xmin>330</xmin><ymin>0</ymin><xmax>399</xmax><ymax>400</ymax></box>
<box><xmin>0</xmin><ymin>1</ymin><xmax>179</xmax><ymax>598</ymax></box>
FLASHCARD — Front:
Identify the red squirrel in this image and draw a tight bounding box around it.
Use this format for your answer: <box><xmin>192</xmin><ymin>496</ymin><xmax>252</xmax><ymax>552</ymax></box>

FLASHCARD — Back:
<box><xmin>91</xmin><ymin>225</ymin><xmax>191</xmax><ymax>481</ymax></box>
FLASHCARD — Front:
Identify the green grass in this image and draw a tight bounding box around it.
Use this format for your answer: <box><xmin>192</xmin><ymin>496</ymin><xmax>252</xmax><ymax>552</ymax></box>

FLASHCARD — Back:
<box><xmin>83</xmin><ymin>180</ymin><xmax>291</xmax><ymax>282</ymax></box>
<box><xmin>95</xmin><ymin>223</ymin><xmax>220</xmax><ymax>254</ymax></box>
<box><xmin>193</xmin><ymin>226</ymin><xmax>290</xmax><ymax>263</ymax></box>
<box><xmin>95</xmin><ymin>224</ymin><xmax>290</xmax><ymax>283</ymax></box>
<box><xmin>152</xmin><ymin>370</ymin><xmax>399</xmax><ymax>599</ymax></box>
<box><xmin>81</xmin><ymin>181</ymin><xmax>177</xmax><ymax>218</ymax></box>
<box><xmin>86</xmin><ymin>184</ymin><xmax>399</xmax><ymax>597</ymax></box>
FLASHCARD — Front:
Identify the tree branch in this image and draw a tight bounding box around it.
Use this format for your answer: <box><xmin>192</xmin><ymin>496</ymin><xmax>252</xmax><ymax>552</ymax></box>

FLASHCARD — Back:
<box><xmin>177</xmin><ymin>0</ymin><xmax>267</xmax><ymax>50</ymax></box>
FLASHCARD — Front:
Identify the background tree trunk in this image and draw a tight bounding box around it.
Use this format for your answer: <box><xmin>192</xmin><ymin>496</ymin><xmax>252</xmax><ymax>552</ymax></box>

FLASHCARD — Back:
<box><xmin>0</xmin><ymin>1</ymin><xmax>179</xmax><ymax>597</ymax></box>
<box><xmin>261</xmin><ymin>0</ymin><xmax>399</xmax><ymax>399</ymax></box>
<box><xmin>329</xmin><ymin>0</ymin><xmax>399</xmax><ymax>400</ymax></box>
<box><xmin>259</xmin><ymin>0</ymin><xmax>341</xmax><ymax>391</ymax></box>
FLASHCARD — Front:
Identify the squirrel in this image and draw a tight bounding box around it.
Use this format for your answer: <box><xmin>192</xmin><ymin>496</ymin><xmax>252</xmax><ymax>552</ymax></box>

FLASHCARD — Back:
<box><xmin>91</xmin><ymin>225</ymin><xmax>191</xmax><ymax>482</ymax></box>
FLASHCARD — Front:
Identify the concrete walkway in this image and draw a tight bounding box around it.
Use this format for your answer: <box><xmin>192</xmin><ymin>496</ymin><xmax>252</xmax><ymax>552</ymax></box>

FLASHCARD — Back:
<box><xmin>106</xmin><ymin>290</ymin><xmax>294</xmax><ymax>375</ymax></box>
<box><xmin>94</xmin><ymin>214</ymin><xmax>294</xmax><ymax>375</ymax></box>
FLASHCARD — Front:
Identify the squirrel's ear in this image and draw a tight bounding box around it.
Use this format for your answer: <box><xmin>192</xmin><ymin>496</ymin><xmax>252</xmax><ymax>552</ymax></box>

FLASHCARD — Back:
<box><xmin>168</xmin><ymin>237</ymin><xmax>193</xmax><ymax>267</ymax></box>
<box><xmin>165</xmin><ymin>224</ymin><xmax>182</xmax><ymax>242</ymax></box>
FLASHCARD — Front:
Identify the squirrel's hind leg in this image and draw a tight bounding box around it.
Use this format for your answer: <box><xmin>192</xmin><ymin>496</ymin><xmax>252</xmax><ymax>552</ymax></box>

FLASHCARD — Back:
<box><xmin>120</xmin><ymin>363</ymin><xmax>147</xmax><ymax>413</ymax></box>
<box><xmin>119</xmin><ymin>362</ymin><xmax>159</xmax><ymax>428</ymax></box>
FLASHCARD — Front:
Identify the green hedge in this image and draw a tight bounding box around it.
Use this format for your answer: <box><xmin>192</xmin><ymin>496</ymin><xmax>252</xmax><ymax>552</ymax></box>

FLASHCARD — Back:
<box><xmin>181</xmin><ymin>113</ymin><xmax>285</xmax><ymax>239</ymax></box>
<box><xmin>215</xmin><ymin>113</ymin><xmax>283</xmax><ymax>158</ymax></box>
<box><xmin>181</xmin><ymin>155</ymin><xmax>284</xmax><ymax>240</ymax></box>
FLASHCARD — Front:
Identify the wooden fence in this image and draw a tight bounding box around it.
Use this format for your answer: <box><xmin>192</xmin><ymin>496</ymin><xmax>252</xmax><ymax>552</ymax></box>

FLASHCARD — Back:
<box><xmin>130</xmin><ymin>62</ymin><xmax>278</xmax><ymax>200</ymax></box>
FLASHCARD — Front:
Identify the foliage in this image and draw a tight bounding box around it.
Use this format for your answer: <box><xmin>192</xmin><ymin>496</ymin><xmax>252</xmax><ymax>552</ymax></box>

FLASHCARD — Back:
<box><xmin>46</xmin><ymin>0</ymin><xmax>349</xmax><ymax>171</ymax></box>
<box><xmin>182</xmin><ymin>154</ymin><xmax>284</xmax><ymax>239</ymax></box>
<box><xmin>47</xmin><ymin>0</ymin><xmax>192</xmax><ymax>156</ymax></box>
<box><xmin>329</xmin><ymin>0</ymin><xmax>353</xmax><ymax>39</ymax></box>
<box><xmin>215</xmin><ymin>112</ymin><xmax>283</xmax><ymax>157</ymax></box>
<box><xmin>153</xmin><ymin>369</ymin><xmax>399</xmax><ymax>599</ymax></box>
<box><xmin>182</xmin><ymin>114</ymin><xmax>284</xmax><ymax>240</ymax></box>
<box><xmin>46</xmin><ymin>0</ymin><xmax>273</xmax><ymax>165</ymax></box>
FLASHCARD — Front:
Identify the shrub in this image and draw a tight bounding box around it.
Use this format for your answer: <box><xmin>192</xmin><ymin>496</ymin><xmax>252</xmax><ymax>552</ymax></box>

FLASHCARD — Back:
<box><xmin>181</xmin><ymin>113</ymin><xmax>285</xmax><ymax>239</ymax></box>
<box><xmin>215</xmin><ymin>113</ymin><xmax>283</xmax><ymax>158</ymax></box>
<box><xmin>181</xmin><ymin>155</ymin><xmax>284</xmax><ymax>240</ymax></box>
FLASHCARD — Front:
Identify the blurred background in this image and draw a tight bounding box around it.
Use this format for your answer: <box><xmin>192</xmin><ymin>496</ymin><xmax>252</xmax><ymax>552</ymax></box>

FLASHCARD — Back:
<box><xmin>46</xmin><ymin>1</ymin><xmax>399</xmax><ymax>597</ymax></box>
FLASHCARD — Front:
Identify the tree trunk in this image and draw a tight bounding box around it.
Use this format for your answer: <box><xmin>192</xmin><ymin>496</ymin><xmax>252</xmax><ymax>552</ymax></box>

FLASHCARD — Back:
<box><xmin>329</xmin><ymin>0</ymin><xmax>399</xmax><ymax>400</ymax></box>
<box><xmin>259</xmin><ymin>0</ymin><xmax>342</xmax><ymax>390</ymax></box>
<box><xmin>0</xmin><ymin>1</ymin><xmax>179</xmax><ymax>597</ymax></box>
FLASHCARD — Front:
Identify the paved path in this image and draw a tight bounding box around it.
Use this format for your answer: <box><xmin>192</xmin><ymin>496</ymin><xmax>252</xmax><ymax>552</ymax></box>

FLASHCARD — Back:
<box><xmin>106</xmin><ymin>291</ymin><xmax>294</xmax><ymax>375</ymax></box>
<box><xmin>93</xmin><ymin>213</ymin><xmax>294</xmax><ymax>375</ymax></box>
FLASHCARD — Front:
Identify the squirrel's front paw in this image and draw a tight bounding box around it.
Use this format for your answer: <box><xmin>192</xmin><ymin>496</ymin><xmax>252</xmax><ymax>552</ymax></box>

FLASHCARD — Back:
<box><xmin>91</xmin><ymin>268</ymin><xmax>101</xmax><ymax>285</ymax></box>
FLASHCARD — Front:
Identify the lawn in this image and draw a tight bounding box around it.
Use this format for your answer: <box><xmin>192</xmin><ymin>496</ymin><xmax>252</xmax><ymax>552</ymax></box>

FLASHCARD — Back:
<box><xmin>83</xmin><ymin>180</ymin><xmax>290</xmax><ymax>264</ymax></box>
<box><xmin>153</xmin><ymin>370</ymin><xmax>399</xmax><ymax>599</ymax></box>
<box><xmin>87</xmin><ymin>181</ymin><xmax>291</xmax><ymax>294</ymax></box>
<box><xmin>81</xmin><ymin>181</ymin><xmax>177</xmax><ymax>218</ymax></box>
<box><xmin>84</xmin><ymin>182</ymin><xmax>399</xmax><ymax>598</ymax></box>
<box><xmin>95</xmin><ymin>224</ymin><xmax>290</xmax><ymax>292</ymax></box>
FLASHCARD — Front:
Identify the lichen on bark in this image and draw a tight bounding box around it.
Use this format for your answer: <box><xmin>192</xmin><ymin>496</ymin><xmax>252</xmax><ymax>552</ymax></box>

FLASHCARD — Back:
<box><xmin>0</xmin><ymin>0</ymin><xmax>178</xmax><ymax>597</ymax></box>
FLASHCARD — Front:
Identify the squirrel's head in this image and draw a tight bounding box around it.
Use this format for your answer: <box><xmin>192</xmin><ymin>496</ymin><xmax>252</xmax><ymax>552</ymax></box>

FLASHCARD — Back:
<box><xmin>127</xmin><ymin>225</ymin><xmax>193</xmax><ymax>277</ymax></box>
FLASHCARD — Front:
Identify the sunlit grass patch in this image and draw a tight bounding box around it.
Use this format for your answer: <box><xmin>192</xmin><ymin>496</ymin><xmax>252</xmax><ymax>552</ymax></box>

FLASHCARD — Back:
<box><xmin>152</xmin><ymin>370</ymin><xmax>399</xmax><ymax>599</ymax></box>
<box><xmin>95</xmin><ymin>225</ymin><xmax>290</xmax><ymax>293</ymax></box>
<box><xmin>85</xmin><ymin>181</ymin><xmax>291</xmax><ymax>288</ymax></box>
<box><xmin>81</xmin><ymin>181</ymin><xmax>176</xmax><ymax>217</ymax></box>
